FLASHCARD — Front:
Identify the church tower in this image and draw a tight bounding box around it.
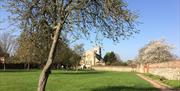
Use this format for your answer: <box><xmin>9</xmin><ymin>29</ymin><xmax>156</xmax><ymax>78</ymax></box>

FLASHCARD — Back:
<box><xmin>80</xmin><ymin>46</ymin><xmax>105</xmax><ymax>67</ymax></box>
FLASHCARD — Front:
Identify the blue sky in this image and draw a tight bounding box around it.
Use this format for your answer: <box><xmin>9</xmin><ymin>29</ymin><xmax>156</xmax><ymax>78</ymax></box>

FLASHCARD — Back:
<box><xmin>0</xmin><ymin>0</ymin><xmax>180</xmax><ymax>61</ymax></box>
<box><xmin>74</xmin><ymin>0</ymin><xmax>180</xmax><ymax>60</ymax></box>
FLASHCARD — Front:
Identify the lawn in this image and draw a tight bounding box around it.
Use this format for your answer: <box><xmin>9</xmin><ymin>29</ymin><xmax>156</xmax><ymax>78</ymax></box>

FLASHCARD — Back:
<box><xmin>0</xmin><ymin>70</ymin><xmax>158</xmax><ymax>91</ymax></box>
<box><xmin>144</xmin><ymin>73</ymin><xmax>180</xmax><ymax>89</ymax></box>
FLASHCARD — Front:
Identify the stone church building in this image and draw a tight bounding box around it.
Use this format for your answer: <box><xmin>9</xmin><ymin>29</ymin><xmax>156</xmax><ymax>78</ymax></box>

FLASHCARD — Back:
<box><xmin>80</xmin><ymin>46</ymin><xmax>105</xmax><ymax>67</ymax></box>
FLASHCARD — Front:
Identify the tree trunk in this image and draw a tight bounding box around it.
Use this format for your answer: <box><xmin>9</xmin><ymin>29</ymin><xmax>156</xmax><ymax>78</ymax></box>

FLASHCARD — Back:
<box><xmin>27</xmin><ymin>62</ymin><xmax>30</xmax><ymax>71</ymax></box>
<box><xmin>3</xmin><ymin>63</ymin><xmax>5</xmax><ymax>71</ymax></box>
<box><xmin>24</xmin><ymin>63</ymin><xmax>26</xmax><ymax>69</ymax></box>
<box><xmin>38</xmin><ymin>23</ymin><xmax>61</xmax><ymax>91</ymax></box>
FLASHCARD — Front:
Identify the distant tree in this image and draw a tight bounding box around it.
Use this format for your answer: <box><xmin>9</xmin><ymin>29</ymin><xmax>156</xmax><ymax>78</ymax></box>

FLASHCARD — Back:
<box><xmin>73</xmin><ymin>44</ymin><xmax>84</xmax><ymax>56</ymax></box>
<box><xmin>15</xmin><ymin>31</ymin><xmax>36</xmax><ymax>70</ymax></box>
<box><xmin>126</xmin><ymin>60</ymin><xmax>133</xmax><ymax>65</ymax></box>
<box><xmin>115</xmin><ymin>53</ymin><xmax>123</xmax><ymax>61</ymax></box>
<box><xmin>0</xmin><ymin>45</ymin><xmax>8</xmax><ymax>71</ymax></box>
<box><xmin>0</xmin><ymin>31</ymin><xmax>17</xmax><ymax>70</ymax></box>
<box><xmin>71</xmin><ymin>44</ymin><xmax>84</xmax><ymax>70</ymax></box>
<box><xmin>137</xmin><ymin>39</ymin><xmax>174</xmax><ymax>64</ymax></box>
<box><xmin>0</xmin><ymin>44</ymin><xmax>6</xmax><ymax>56</ymax></box>
<box><xmin>54</xmin><ymin>44</ymin><xmax>84</xmax><ymax>70</ymax></box>
<box><xmin>103</xmin><ymin>51</ymin><xmax>118</xmax><ymax>65</ymax></box>
<box><xmin>126</xmin><ymin>59</ymin><xmax>137</xmax><ymax>67</ymax></box>
<box><xmin>111</xmin><ymin>53</ymin><xmax>127</xmax><ymax>66</ymax></box>
<box><xmin>0</xmin><ymin>46</ymin><xmax>3</xmax><ymax>54</ymax></box>
<box><xmin>0</xmin><ymin>32</ymin><xmax>17</xmax><ymax>56</ymax></box>
<box><xmin>5</xmin><ymin>0</ymin><xmax>138</xmax><ymax>90</ymax></box>
<box><xmin>16</xmin><ymin>31</ymin><xmax>68</xmax><ymax>69</ymax></box>
<box><xmin>54</xmin><ymin>42</ymin><xmax>73</xmax><ymax>69</ymax></box>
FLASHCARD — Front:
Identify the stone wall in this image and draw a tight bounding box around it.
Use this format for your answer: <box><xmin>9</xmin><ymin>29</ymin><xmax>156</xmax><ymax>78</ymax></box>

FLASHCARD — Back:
<box><xmin>136</xmin><ymin>60</ymin><xmax>180</xmax><ymax>80</ymax></box>
<box><xmin>148</xmin><ymin>61</ymin><xmax>180</xmax><ymax>80</ymax></box>
<box><xmin>149</xmin><ymin>61</ymin><xmax>180</xmax><ymax>68</ymax></box>
<box><xmin>92</xmin><ymin>66</ymin><xmax>135</xmax><ymax>72</ymax></box>
<box><xmin>92</xmin><ymin>61</ymin><xmax>180</xmax><ymax>80</ymax></box>
<box><xmin>93</xmin><ymin>61</ymin><xmax>180</xmax><ymax>80</ymax></box>
<box><xmin>149</xmin><ymin>68</ymin><xmax>180</xmax><ymax>80</ymax></box>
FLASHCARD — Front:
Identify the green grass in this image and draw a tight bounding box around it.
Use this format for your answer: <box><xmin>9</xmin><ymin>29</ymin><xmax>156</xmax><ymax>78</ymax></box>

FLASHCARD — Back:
<box><xmin>144</xmin><ymin>73</ymin><xmax>180</xmax><ymax>89</ymax></box>
<box><xmin>164</xmin><ymin>80</ymin><xmax>180</xmax><ymax>88</ymax></box>
<box><xmin>0</xmin><ymin>70</ymin><xmax>158</xmax><ymax>91</ymax></box>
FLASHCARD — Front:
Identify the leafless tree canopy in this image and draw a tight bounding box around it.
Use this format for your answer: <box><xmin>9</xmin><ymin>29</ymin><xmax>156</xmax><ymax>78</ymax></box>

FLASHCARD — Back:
<box><xmin>6</xmin><ymin>0</ymin><xmax>138</xmax><ymax>42</ymax></box>
<box><xmin>0</xmin><ymin>32</ymin><xmax>17</xmax><ymax>56</ymax></box>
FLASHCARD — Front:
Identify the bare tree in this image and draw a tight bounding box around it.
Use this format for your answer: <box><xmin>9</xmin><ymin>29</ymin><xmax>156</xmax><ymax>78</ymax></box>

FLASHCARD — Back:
<box><xmin>0</xmin><ymin>31</ymin><xmax>17</xmax><ymax>70</ymax></box>
<box><xmin>5</xmin><ymin>0</ymin><xmax>138</xmax><ymax>91</ymax></box>
<box><xmin>0</xmin><ymin>45</ymin><xmax>6</xmax><ymax>71</ymax></box>
<box><xmin>72</xmin><ymin>44</ymin><xmax>84</xmax><ymax>70</ymax></box>
<box><xmin>0</xmin><ymin>32</ymin><xmax>17</xmax><ymax>55</ymax></box>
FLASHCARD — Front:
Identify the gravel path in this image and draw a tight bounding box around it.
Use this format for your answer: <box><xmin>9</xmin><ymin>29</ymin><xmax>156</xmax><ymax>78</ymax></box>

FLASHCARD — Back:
<box><xmin>137</xmin><ymin>74</ymin><xmax>178</xmax><ymax>91</ymax></box>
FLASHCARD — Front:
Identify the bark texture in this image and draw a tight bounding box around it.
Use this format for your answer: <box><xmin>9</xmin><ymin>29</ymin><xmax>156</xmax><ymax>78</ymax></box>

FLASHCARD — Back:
<box><xmin>38</xmin><ymin>23</ymin><xmax>61</xmax><ymax>91</ymax></box>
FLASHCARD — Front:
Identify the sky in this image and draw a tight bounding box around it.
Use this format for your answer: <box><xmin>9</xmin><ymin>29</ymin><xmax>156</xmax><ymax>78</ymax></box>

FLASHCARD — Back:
<box><xmin>0</xmin><ymin>0</ymin><xmax>180</xmax><ymax>61</ymax></box>
<box><xmin>74</xmin><ymin>0</ymin><xmax>180</xmax><ymax>60</ymax></box>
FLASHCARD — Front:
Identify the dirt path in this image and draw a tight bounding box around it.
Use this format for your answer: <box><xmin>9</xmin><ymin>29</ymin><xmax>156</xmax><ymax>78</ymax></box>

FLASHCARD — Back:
<box><xmin>137</xmin><ymin>74</ymin><xmax>178</xmax><ymax>91</ymax></box>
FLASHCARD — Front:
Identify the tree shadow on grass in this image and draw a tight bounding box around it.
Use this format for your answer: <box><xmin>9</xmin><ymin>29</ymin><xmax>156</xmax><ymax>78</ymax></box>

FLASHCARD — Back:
<box><xmin>0</xmin><ymin>69</ymin><xmax>38</xmax><ymax>72</ymax></box>
<box><xmin>91</xmin><ymin>86</ymin><xmax>159</xmax><ymax>91</ymax></box>
<box><xmin>52</xmin><ymin>71</ymin><xmax>106</xmax><ymax>75</ymax></box>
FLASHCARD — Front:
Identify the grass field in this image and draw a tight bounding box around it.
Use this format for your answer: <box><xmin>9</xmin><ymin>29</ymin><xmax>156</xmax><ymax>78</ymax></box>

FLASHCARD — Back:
<box><xmin>0</xmin><ymin>70</ymin><xmax>158</xmax><ymax>91</ymax></box>
<box><xmin>144</xmin><ymin>73</ymin><xmax>180</xmax><ymax>89</ymax></box>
